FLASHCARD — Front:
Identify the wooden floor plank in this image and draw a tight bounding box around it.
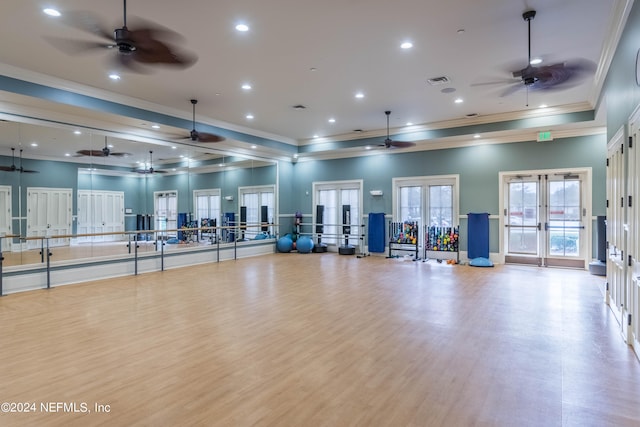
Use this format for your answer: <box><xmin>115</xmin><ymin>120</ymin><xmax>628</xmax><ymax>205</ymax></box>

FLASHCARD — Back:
<box><xmin>0</xmin><ymin>254</ymin><xmax>638</xmax><ymax>426</ymax></box>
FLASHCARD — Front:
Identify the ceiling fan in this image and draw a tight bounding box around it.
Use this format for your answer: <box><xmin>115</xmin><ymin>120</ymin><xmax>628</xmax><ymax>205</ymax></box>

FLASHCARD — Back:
<box><xmin>134</xmin><ymin>150</ymin><xmax>167</xmax><ymax>174</ymax></box>
<box><xmin>0</xmin><ymin>148</ymin><xmax>39</xmax><ymax>173</ymax></box>
<box><xmin>46</xmin><ymin>0</ymin><xmax>197</xmax><ymax>72</ymax></box>
<box><xmin>76</xmin><ymin>136</ymin><xmax>131</xmax><ymax>158</ymax></box>
<box><xmin>501</xmin><ymin>10</ymin><xmax>595</xmax><ymax>97</ymax></box>
<box><xmin>379</xmin><ymin>111</ymin><xmax>415</xmax><ymax>149</ymax></box>
<box><xmin>180</xmin><ymin>99</ymin><xmax>226</xmax><ymax>143</ymax></box>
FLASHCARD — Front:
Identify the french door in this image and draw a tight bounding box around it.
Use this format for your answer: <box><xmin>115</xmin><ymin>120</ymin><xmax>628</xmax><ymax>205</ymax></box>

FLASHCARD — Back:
<box><xmin>77</xmin><ymin>190</ymin><xmax>124</xmax><ymax>243</ymax></box>
<box><xmin>26</xmin><ymin>187</ymin><xmax>72</xmax><ymax>249</ymax></box>
<box><xmin>504</xmin><ymin>171</ymin><xmax>590</xmax><ymax>268</ymax></box>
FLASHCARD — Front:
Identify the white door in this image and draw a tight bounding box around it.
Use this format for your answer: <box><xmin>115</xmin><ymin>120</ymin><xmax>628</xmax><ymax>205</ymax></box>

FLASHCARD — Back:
<box><xmin>77</xmin><ymin>190</ymin><xmax>125</xmax><ymax>243</ymax></box>
<box><xmin>606</xmin><ymin>129</ymin><xmax>626</xmax><ymax>327</ymax></box>
<box><xmin>0</xmin><ymin>185</ymin><xmax>11</xmax><ymax>252</ymax></box>
<box><xmin>627</xmin><ymin>107</ymin><xmax>640</xmax><ymax>351</ymax></box>
<box><xmin>26</xmin><ymin>187</ymin><xmax>72</xmax><ymax>249</ymax></box>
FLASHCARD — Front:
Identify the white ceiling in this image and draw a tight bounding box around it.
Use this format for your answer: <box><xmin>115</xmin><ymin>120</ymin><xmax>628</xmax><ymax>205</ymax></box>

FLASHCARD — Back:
<box><xmin>0</xmin><ymin>0</ymin><xmax>628</xmax><ymax>165</ymax></box>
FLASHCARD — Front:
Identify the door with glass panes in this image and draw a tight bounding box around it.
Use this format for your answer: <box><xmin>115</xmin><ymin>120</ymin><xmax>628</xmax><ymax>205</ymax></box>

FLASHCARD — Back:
<box><xmin>314</xmin><ymin>182</ymin><xmax>361</xmax><ymax>246</ymax></box>
<box><xmin>504</xmin><ymin>172</ymin><xmax>588</xmax><ymax>268</ymax></box>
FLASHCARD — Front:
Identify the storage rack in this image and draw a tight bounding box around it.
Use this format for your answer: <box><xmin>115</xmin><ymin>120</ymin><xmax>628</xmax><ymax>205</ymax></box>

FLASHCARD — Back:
<box><xmin>388</xmin><ymin>221</ymin><xmax>419</xmax><ymax>260</ymax></box>
<box><xmin>424</xmin><ymin>225</ymin><xmax>459</xmax><ymax>263</ymax></box>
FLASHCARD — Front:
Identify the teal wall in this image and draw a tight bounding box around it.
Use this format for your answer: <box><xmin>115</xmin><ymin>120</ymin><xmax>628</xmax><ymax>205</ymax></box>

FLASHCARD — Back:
<box><xmin>603</xmin><ymin>1</ymin><xmax>640</xmax><ymax>140</ymax></box>
<box><xmin>282</xmin><ymin>134</ymin><xmax>607</xmax><ymax>253</ymax></box>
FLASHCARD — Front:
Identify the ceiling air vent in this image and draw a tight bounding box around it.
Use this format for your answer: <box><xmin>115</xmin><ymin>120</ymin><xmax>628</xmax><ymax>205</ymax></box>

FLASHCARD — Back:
<box><xmin>427</xmin><ymin>76</ymin><xmax>450</xmax><ymax>85</ymax></box>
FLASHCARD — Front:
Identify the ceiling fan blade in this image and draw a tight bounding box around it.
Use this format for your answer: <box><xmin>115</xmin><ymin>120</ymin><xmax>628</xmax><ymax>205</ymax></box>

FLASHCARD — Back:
<box><xmin>55</xmin><ymin>10</ymin><xmax>114</xmax><ymax>41</ymax></box>
<box><xmin>44</xmin><ymin>36</ymin><xmax>114</xmax><ymax>55</ymax></box>
<box><xmin>76</xmin><ymin>150</ymin><xmax>107</xmax><ymax>157</ymax></box>
<box><xmin>109</xmin><ymin>152</ymin><xmax>132</xmax><ymax>157</ymax></box>
<box><xmin>20</xmin><ymin>169</ymin><xmax>39</xmax><ymax>174</ymax></box>
<box><xmin>0</xmin><ymin>165</ymin><xmax>16</xmax><ymax>172</ymax></box>
<box><xmin>194</xmin><ymin>131</ymin><xmax>225</xmax><ymax>143</ymax></box>
<box><xmin>389</xmin><ymin>141</ymin><xmax>416</xmax><ymax>149</ymax></box>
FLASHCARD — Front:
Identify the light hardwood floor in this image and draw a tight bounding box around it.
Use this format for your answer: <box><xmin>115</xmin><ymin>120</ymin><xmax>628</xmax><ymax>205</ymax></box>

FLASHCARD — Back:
<box><xmin>0</xmin><ymin>254</ymin><xmax>638</xmax><ymax>426</ymax></box>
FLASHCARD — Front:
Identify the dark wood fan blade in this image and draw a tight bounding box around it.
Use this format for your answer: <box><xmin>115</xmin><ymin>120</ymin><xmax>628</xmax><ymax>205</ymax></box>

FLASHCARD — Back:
<box><xmin>20</xmin><ymin>169</ymin><xmax>39</xmax><ymax>173</ymax></box>
<box><xmin>76</xmin><ymin>150</ymin><xmax>107</xmax><ymax>157</ymax></box>
<box><xmin>0</xmin><ymin>165</ymin><xmax>16</xmax><ymax>172</ymax></box>
<box><xmin>195</xmin><ymin>132</ymin><xmax>225</xmax><ymax>143</ymax></box>
<box><xmin>131</xmin><ymin>39</ymin><xmax>197</xmax><ymax>67</ymax></box>
<box><xmin>388</xmin><ymin>140</ymin><xmax>416</xmax><ymax>149</ymax></box>
<box><xmin>44</xmin><ymin>36</ymin><xmax>114</xmax><ymax>55</ymax></box>
<box><xmin>109</xmin><ymin>152</ymin><xmax>131</xmax><ymax>157</ymax></box>
<box><xmin>56</xmin><ymin>10</ymin><xmax>114</xmax><ymax>41</ymax></box>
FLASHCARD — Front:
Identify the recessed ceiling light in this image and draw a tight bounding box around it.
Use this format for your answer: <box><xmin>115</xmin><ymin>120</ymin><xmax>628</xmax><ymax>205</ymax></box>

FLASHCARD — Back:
<box><xmin>219</xmin><ymin>163</ymin><xmax>226</xmax><ymax>167</ymax></box>
<box><xmin>235</xmin><ymin>23</ymin><xmax>249</xmax><ymax>32</ymax></box>
<box><xmin>151</xmin><ymin>124</ymin><xmax>160</xmax><ymax>129</ymax></box>
<box><xmin>400</xmin><ymin>41</ymin><xmax>413</xmax><ymax>49</ymax></box>
<box><xmin>107</xmin><ymin>144</ymin><xmax>114</xmax><ymax>148</ymax></box>
<box><xmin>171</xmin><ymin>146</ymin><xmax>177</xmax><ymax>149</ymax></box>
<box><xmin>539</xmin><ymin>104</ymin><xmax>548</xmax><ymax>109</ymax></box>
<box><xmin>365</xmin><ymin>146</ymin><xmax>372</xmax><ymax>150</ymax></box>
<box><xmin>251</xmin><ymin>145</ymin><xmax>257</xmax><ymax>149</ymax></box>
<box><xmin>30</xmin><ymin>143</ymin><xmax>38</xmax><ymax>147</ymax></box>
<box><xmin>328</xmin><ymin>118</ymin><xmax>336</xmax><ymax>123</ymax></box>
<box><xmin>108</xmin><ymin>73</ymin><xmax>121</xmax><ymax>80</ymax></box>
<box><xmin>530</xmin><ymin>58</ymin><xmax>543</xmax><ymax>65</ymax></box>
<box><xmin>454</xmin><ymin>98</ymin><xmax>464</xmax><ymax>104</ymax></box>
<box><xmin>246</xmin><ymin>114</ymin><xmax>254</xmax><ymax>119</ymax></box>
<box><xmin>406</xmin><ymin>122</ymin><xmax>413</xmax><ymax>126</ymax></box>
<box><xmin>313</xmin><ymin>134</ymin><xmax>319</xmax><ymax>138</ymax></box>
<box><xmin>241</xmin><ymin>83</ymin><xmax>252</xmax><ymax>90</ymax></box>
<box><xmin>43</xmin><ymin>8</ymin><xmax>61</xmax><ymax>17</ymax></box>
<box><xmin>64</xmin><ymin>153</ymin><xmax>71</xmax><ymax>157</ymax></box>
<box><xmin>355</xmin><ymin>92</ymin><xmax>365</xmax><ymax>99</ymax></box>
<box><xmin>74</xmin><ymin>130</ymin><xmax>82</xmax><ymax>135</ymax></box>
<box><xmin>474</xmin><ymin>134</ymin><xmax>481</xmax><ymax>139</ymax></box>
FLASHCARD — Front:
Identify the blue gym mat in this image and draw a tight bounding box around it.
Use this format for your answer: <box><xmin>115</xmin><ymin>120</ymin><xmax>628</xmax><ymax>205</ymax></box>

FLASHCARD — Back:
<box><xmin>368</xmin><ymin>212</ymin><xmax>386</xmax><ymax>253</ymax></box>
<box><xmin>467</xmin><ymin>212</ymin><xmax>490</xmax><ymax>259</ymax></box>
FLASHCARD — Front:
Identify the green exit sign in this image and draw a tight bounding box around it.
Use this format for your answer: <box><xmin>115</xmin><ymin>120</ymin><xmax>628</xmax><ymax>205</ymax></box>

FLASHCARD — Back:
<box><xmin>537</xmin><ymin>131</ymin><xmax>553</xmax><ymax>142</ymax></box>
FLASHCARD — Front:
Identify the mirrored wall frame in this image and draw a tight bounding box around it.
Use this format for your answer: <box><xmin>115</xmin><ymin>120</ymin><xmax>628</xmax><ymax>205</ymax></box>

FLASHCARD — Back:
<box><xmin>0</xmin><ymin>117</ymin><xmax>278</xmax><ymax>286</ymax></box>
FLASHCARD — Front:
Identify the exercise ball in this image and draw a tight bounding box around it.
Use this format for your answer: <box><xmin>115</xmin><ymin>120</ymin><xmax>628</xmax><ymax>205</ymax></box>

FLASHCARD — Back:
<box><xmin>296</xmin><ymin>236</ymin><xmax>315</xmax><ymax>254</ymax></box>
<box><xmin>277</xmin><ymin>236</ymin><xmax>294</xmax><ymax>253</ymax></box>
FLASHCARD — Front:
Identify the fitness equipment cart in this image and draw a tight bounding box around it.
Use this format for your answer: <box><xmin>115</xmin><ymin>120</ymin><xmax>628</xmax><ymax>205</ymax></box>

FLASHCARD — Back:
<box><xmin>388</xmin><ymin>221</ymin><xmax>419</xmax><ymax>260</ymax></box>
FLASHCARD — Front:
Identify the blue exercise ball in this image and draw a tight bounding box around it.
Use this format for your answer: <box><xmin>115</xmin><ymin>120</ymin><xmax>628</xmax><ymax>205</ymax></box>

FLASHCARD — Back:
<box><xmin>277</xmin><ymin>236</ymin><xmax>294</xmax><ymax>253</ymax></box>
<box><xmin>296</xmin><ymin>236</ymin><xmax>315</xmax><ymax>254</ymax></box>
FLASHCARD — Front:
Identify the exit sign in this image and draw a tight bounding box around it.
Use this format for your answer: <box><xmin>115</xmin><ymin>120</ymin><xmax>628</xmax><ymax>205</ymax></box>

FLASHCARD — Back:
<box><xmin>537</xmin><ymin>131</ymin><xmax>553</xmax><ymax>142</ymax></box>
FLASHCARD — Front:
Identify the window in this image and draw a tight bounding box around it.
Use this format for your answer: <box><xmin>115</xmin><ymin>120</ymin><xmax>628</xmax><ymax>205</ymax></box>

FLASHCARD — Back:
<box><xmin>194</xmin><ymin>188</ymin><xmax>221</xmax><ymax>230</ymax></box>
<box><xmin>239</xmin><ymin>185</ymin><xmax>275</xmax><ymax>238</ymax></box>
<box><xmin>154</xmin><ymin>191</ymin><xmax>177</xmax><ymax>238</ymax></box>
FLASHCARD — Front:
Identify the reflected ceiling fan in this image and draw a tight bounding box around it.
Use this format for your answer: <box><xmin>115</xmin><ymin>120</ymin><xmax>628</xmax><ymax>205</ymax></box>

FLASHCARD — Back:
<box><xmin>0</xmin><ymin>148</ymin><xmax>39</xmax><ymax>173</ymax></box>
<box><xmin>379</xmin><ymin>111</ymin><xmax>415</xmax><ymax>149</ymax></box>
<box><xmin>492</xmin><ymin>10</ymin><xmax>596</xmax><ymax>98</ymax></box>
<box><xmin>180</xmin><ymin>99</ymin><xmax>225</xmax><ymax>143</ymax></box>
<box><xmin>134</xmin><ymin>150</ymin><xmax>167</xmax><ymax>174</ymax></box>
<box><xmin>76</xmin><ymin>136</ymin><xmax>131</xmax><ymax>158</ymax></box>
<box><xmin>46</xmin><ymin>0</ymin><xmax>197</xmax><ymax>72</ymax></box>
